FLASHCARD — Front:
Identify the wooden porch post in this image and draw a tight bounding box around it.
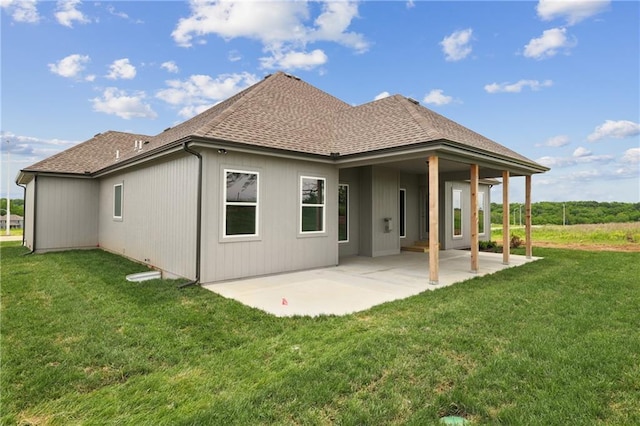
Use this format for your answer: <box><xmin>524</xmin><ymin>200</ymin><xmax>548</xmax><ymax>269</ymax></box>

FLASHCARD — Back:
<box><xmin>429</xmin><ymin>156</ymin><xmax>439</xmax><ymax>285</ymax></box>
<box><xmin>502</xmin><ymin>171</ymin><xmax>510</xmax><ymax>265</ymax></box>
<box><xmin>470</xmin><ymin>164</ymin><xmax>479</xmax><ymax>273</ymax></box>
<box><xmin>525</xmin><ymin>175</ymin><xmax>532</xmax><ymax>259</ymax></box>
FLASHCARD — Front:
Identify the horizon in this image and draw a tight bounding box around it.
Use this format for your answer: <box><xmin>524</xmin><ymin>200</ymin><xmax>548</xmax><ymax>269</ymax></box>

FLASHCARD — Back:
<box><xmin>2</xmin><ymin>0</ymin><xmax>638</xmax><ymax>203</ymax></box>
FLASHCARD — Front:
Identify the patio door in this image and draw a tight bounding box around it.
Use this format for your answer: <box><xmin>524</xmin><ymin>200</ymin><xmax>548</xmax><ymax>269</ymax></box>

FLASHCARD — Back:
<box><xmin>419</xmin><ymin>187</ymin><xmax>429</xmax><ymax>241</ymax></box>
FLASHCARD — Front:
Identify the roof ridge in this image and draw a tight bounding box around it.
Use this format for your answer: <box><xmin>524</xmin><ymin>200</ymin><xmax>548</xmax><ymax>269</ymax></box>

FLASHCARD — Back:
<box><xmin>193</xmin><ymin>73</ymin><xmax>282</xmax><ymax>137</ymax></box>
<box><xmin>395</xmin><ymin>95</ymin><xmax>446</xmax><ymax>141</ymax></box>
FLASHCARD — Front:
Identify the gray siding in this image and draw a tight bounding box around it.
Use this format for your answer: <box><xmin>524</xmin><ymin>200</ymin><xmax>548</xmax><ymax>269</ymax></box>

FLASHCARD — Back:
<box><xmin>443</xmin><ymin>181</ymin><xmax>491</xmax><ymax>249</ymax></box>
<box><xmin>338</xmin><ymin>167</ymin><xmax>359</xmax><ymax>257</ymax></box>
<box><xmin>34</xmin><ymin>177</ymin><xmax>98</xmax><ymax>251</ymax></box>
<box><xmin>23</xmin><ymin>178</ymin><xmax>35</xmax><ymax>250</ymax></box>
<box><xmin>371</xmin><ymin>166</ymin><xmax>400</xmax><ymax>256</ymax></box>
<box><xmin>358</xmin><ymin>166</ymin><xmax>373</xmax><ymax>257</ymax></box>
<box><xmin>98</xmin><ymin>155</ymin><xmax>197</xmax><ymax>279</ymax></box>
<box><xmin>200</xmin><ymin>150</ymin><xmax>339</xmax><ymax>282</ymax></box>
<box><xmin>400</xmin><ymin>172</ymin><xmax>420</xmax><ymax>247</ymax></box>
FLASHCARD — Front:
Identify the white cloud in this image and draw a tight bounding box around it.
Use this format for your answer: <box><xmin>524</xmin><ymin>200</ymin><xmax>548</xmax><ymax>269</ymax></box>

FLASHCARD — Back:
<box><xmin>156</xmin><ymin>72</ymin><xmax>259</xmax><ymax>118</ymax></box>
<box><xmin>440</xmin><ymin>28</ymin><xmax>473</xmax><ymax>62</ymax></box>
<box><xmin>48</xmin><ymin>54</ymin><xmax>91</xmax><ymax>79</ymax></box>
<box><xmin>161</xmin><ymin>61</ymin><xmax>179</xmax><ymax>73</ymax></box>
<box><xmin>542</xmin><ymin>135</ymin><xmax>570</xmax><ymax>147</ymax></box>
<box><xmin>106</xmin><ymin>4</ymin><xmax>128</xmax><ymax>19</ymax></box>
<box><xmin>228</xmin><ymin>50</ymin><xmax>242</xmax><ymax>62</ymax></box>
<box><xmin>406</xmin><ymin>0</ymin><xmax>415</xmax><ymax>9</ymax></box>
<box><xmin>423</xmin><ymin>89</ymin><xmax>453</xmax><ymax>106</ymax></box>
<box><xmin>260</xmin><ymin>48</ymin><xmax>328</xmax><ymax>71</ymax></box>
<box><xmin>1</xmin><ymin>130</ymin><xmax>78</xmax><ymax>159</ymax></box>
<box><xmin>55</xmin><ymin>0</ymin><xmax>90</xmax><ymax>27</ymax></box>
<box><xmin>484</xmin><ymin>79</ymin><xmax>553</xmax><ymax>94</ymax></box>
<box><xmin>587</xmin><ymin>120</ymin><xmax>640</xmax><ymax>142</ymax></box>
<box><xmin>171</xmin><ymin>0</ymin><xmax>368</xmax><ymax>70</ymax></box>
<box><xmin>621</xmin><ymin>148</ymin><xmax>640</xmax><ymax>164</ymax></box>
<box><xmin>523</xmin><ymin>27</ymin><xmax>576</xmax><ymax>60</ymax></box>
<box><xmin>537</xmin><ymin>0</ymin><xmax>610</xmax><ymax>25</ymax></box>
<box><xmin>374</xmin><ymin>91</ymin><xmax>390</xmax><ymax>101</ymax></box>
<box><xmin>573</xmin><ymin>146</ymin><xmax>591</xmax><ymax>157</ymax></box>
<box><xmin>106</xmin><ymin>58</ymin><xmax>136</xmax><ymax>80</ymax></box>
<box><xmin>1</xmin><ymin>0</ymin><xmax>40</xmax><ymax>23</ymax></box>
<box><xmin>92</xmin><ymin>87</ymin><xmax>157</xmax><ymax>120</ymax></box>
<box><xmin>536</xmin><ymin>153</ymin><xmax>613</xmax><ymax>168</ymax></box>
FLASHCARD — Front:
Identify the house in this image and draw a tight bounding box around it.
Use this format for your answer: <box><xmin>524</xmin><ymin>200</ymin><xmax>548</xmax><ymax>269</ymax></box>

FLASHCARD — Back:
<box><xmin>0</xmin><ymin>214</ymin><xmax>23</xmax><ymax>229</ymax></box>
<box><xmin>17</xmin><ymin>72</ymin><xmax>548</xmax><ymax>285</ymax></box>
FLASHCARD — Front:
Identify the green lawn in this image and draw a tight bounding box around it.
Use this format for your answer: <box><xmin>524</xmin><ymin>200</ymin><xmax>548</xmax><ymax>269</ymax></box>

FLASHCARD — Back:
<box><xmin>2</xmin><ymin>242</ymin><xmax>639</xmax><ymax>425</ymax></box>
<box><xmin>492</xmin><ymin>222</ymin><xmax>640</xmax><ymax>247</ymax></box>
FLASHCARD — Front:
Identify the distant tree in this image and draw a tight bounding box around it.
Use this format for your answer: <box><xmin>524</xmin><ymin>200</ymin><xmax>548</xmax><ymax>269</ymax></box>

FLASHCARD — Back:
<box><xmin>490</xmin><ymin>201</ymin><xmax>639</xmax><ymax>225</ymax></box>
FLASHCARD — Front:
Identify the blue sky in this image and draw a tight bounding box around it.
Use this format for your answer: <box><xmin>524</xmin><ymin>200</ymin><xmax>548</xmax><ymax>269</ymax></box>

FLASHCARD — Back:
<box><xmin>2</xmin><ymin>0</ymin><xmax>639</xmax><ymax>203</ymax></box>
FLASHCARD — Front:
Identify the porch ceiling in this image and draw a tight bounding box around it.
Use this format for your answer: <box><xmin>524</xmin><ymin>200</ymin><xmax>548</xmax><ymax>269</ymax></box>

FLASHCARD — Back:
<box><xmin>368</xmin><ymin>157</ymin><xmax>508</xmax><ymax>179</ymax></box>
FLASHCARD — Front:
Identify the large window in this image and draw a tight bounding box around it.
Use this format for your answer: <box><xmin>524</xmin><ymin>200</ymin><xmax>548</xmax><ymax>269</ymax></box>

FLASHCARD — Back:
<box><xmin>453</xmin><ymin>189</ymin><xmax>462</xmax><ymax>237</ymax></box>
<box><xmin>224</xmin><ymin>170</ymin><xmax>259</xmax><ymax>237</ymax></box>
<box><xmin>301</xmin><ymin>176</ymin><xmax>325</xmax><ymax>233</ymax></box>
<box><xmin>113</xmin><ymin>183</ymin><xmax>123</xmax><ymax>220</ymax></box>
<box><xmin>399</xmin><ymin>188</ymin><xmax>406</xmax><ymax>238</ymax></box>
<box><xmin>478</xmin><ymin>191</ymin><xmax>485</xmax><ymax>235</ymax></box>
<box><xmin>338</xmin><ymin>184</ymin><xmax>349</xmax><ymax>242</ymax></box>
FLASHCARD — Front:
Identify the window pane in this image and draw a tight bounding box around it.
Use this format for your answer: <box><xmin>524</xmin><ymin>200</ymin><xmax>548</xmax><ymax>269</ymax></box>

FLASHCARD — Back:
<box><xmin>338</xmin><ymin>185</ymin><xmax>348</xmax><ymax>241</ymax></box>
<box><xmin>478</xmin><ymin>192</ymin><xmax>485</xmax><ymax>234</ymax></box>
<box><xmin>226</xmin><ymin>205</ymin><xmax>256</xmax><ymax>235</ymax></box>
<box><xmin>226</xmin><ymin>172</ymin><xmax>257</xmax><ymax>202</ymax></box>
<box><xmin>302</xmin><ymin>206</ymin><xmax>324</xmax><ymax>232</ymax></box>
<box><xmin>453</xmin><ymin>189</ymin><xmax>462</xmax><ymax>237</ymax></box>
<box><xmin>114</xmin><ymin>185</ymin><xmax>122</xmax><ymax>217</ymax></box>
<box><xmin>302</xmin><ymin>178</ymin><xmax>324</xmax><ymax>204</ymax></box>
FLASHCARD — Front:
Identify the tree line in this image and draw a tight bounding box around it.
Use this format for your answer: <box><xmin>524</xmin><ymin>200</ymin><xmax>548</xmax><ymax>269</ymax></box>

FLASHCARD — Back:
<box><xmin>1</xmin><ymin>198</ymin><xmax>25</xmax><ymax>217</ymax></box>
<box><xmin>491</xmin><ymin>201</ymin><xmax>640</xmax><ymax>225</ymax></box>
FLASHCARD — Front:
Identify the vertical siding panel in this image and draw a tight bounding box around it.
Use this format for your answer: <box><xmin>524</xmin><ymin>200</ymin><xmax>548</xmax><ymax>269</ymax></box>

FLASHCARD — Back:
<box><xmin>24</xmin><ymin>180</ymin><xmax>35</xmax><ymax>249</ymax></box>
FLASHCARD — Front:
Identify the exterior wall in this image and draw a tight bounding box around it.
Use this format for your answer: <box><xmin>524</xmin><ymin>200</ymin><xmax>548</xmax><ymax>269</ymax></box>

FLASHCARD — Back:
<box><xmin>98</xmin><ymin>154</ymin><xmax>198</xmax><ymax>279</ymax></box>
<box><xmin>338</xmin><ymin>167</ymin><xmax>360</xmax><ymax>257</ymax></box>
<box><xmin>23</xmin><ymin>179</ymin><xmax>35</xmax><ymax>250</ymax></box>
<box><xmin>371</xmin><ymin>166</ymin><xmax>400</xmax><ymax>256</ymax></box>
<box><xmin>443</xmin><ymin>181</ymin><xmax>491</xmax><ymax>249</ymax></box>
<box><xmin>34</xmin><ymin>177</ymin><xmax>99</xmax><ymax>251</ymax></box>
<box><xmin>200</xmin><ymin>150</ymin><xmax>339</xmax><ymax>283</ymax></box>
<box><xmin>358</xmin><ymin>166</ymin><xmax>373</xmax><ymax>257</ymax></box>
<box><xmin>399</xmin><ymin>172</ymin><xmax>420</xmax><ymax>246</ymax></box>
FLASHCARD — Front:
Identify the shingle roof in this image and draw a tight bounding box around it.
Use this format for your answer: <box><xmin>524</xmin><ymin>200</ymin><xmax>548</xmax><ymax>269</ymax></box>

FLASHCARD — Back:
<box><xmin>21</xmin><ymin>71</ymin><xmax>543</xmax><ymax>176</ymax></box>
<box><xmin>22</xmin><ymin>131</ymin><xmax>151</xmax><ymax>174</ymax></box>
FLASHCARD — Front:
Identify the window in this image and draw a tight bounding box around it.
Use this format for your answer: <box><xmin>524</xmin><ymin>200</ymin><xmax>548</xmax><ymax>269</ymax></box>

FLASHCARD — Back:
<box><xmin>224</xmin><ymin>170</ymin><xmax>259</xmax><ymax>237</ymax></box>
<box><xmin>113</xmin><ymin>183</ymin><xmax>123</xmax><ymax>220</ymax></box>
<box><xmin>301</xmin><ymin>176</ymin><xmax>325</xmax><ymax>233</ymax></box>
<box><xmin>338</xmin><ymin>184</ymin><xmax>349</xmax><ymax>242</ymax></box>
<box><xmin>399</xmin><ymin>188</ymin><xmax>406</xmax><ymax>238</ymax></box>
<box><xmin>453</xmin><ymin>189</ymin><xmax>462</xmax><ymax>237</ymax></box>
<box><xmin>478</xmin><ymin>191</ymin><xmax>485</xmax><ymax>235</ymax></box>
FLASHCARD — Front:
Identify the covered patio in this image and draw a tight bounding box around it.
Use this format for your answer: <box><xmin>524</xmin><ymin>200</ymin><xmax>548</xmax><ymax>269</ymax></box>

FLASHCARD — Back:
<box><xmin>203</xmin><ymin>250</ymin><xmax>541</xmax><ymax>317</ymax></box>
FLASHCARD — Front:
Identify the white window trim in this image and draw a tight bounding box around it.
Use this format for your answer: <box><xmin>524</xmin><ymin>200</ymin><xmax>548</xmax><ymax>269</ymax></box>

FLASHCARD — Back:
<box><xmin>453</xmin><ymin>188</ymin><xmax>463</xmax><ymax>239</ymax></box>
<box><xmin>223</xmin><ymin>168</ymin><xmax>259</xmax><ymax>239</ymax></box>
<box><xmin>338</xmin><ymin>183</ymin><xmax>349</xmax><ymax>243</ymax></box>
<box><xmin>113</xmin><ymin>183</ymin><xmax>123</xmax><ymax>221</ymax></box>
<box><xmin>399</xmin><ymin>188</ymin><xmax>406</xmax><ymax>239</ymax></box>
<box><xmin>300</xmin><ymin>175</ymin><xmax>326</xmax><ymax>235</ymax></box>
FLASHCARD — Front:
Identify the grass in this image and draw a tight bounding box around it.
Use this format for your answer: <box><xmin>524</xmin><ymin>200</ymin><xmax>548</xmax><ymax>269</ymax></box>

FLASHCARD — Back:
<box><xmin>492</xmin><ymin>222</ymin><xmax>640</xmax><ymax>247</ymax></box>
<box><xmin>2</xmin><ymin>242</ymin><xmax>639</xmax><ymax>425</ymax></box>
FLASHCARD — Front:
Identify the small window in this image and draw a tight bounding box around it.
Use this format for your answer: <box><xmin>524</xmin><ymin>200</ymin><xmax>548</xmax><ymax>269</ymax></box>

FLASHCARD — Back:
<box><xmin>453</xmin><ymin>189</ymin><xmax>462</xmax><ymax>238</ymax></box>
<box><xmin>224</xmin><ymin>170</ymin><xmax>259</xmax><ymax>237</ymax></box>
<box><xmin>301</xmin><ymin>176</ymin><xmax>325</xmax><ymax>233</ymax></box>
<box><xmin>338</xmin><ymin>184</ymin><xmax>349</xmax><ymax>242</ymax></box>
<box><xmin>113</xmin><ymin>183</ymin><xmax>123</xmax><ymax>220</ymax></box>
<box><xmin>399</xmin><ymin>188</ymin><xmax>406</xmax><ymax>238</ymax></box>
<box><xmin>478</xmin><ymin>191</ymin><xmax>485</xmax><ymax>235</ymax></box>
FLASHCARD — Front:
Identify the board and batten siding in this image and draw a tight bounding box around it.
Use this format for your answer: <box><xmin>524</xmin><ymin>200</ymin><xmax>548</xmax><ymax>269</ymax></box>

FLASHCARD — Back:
<box><xmin>371</xmin><ymin>166</ymin><xmax>400</xmax><ymax>256</ymax></box>
<box><xmin>443</xmin><ymin>181</ymin><xmax>492</xmax><ymax>250</ymax></box>
<box><xmin>33</xmin><ymin>176</ymin><xmax>99</xmax><ymax>251</ymax></box>
<box><xmin>200</xmin><ymin>150</ymin><xmax>339</xmax><ymax>283</ymax></box>
<box><xmin>98</xmin><ymin>154</ymin><xmax>198</xmax><ymax>279</ymax></box>
<box><xmin>400</xmin><ymin>172</ymin><xmax>420</xmax><ymax>247</ymax></box>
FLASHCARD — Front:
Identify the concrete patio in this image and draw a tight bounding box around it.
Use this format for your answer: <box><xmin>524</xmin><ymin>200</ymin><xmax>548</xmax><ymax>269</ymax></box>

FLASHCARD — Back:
<box><xmin>202</xmin><ymin>250</ymin><xmax>541</xmax><ymax>317</ymax></box>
